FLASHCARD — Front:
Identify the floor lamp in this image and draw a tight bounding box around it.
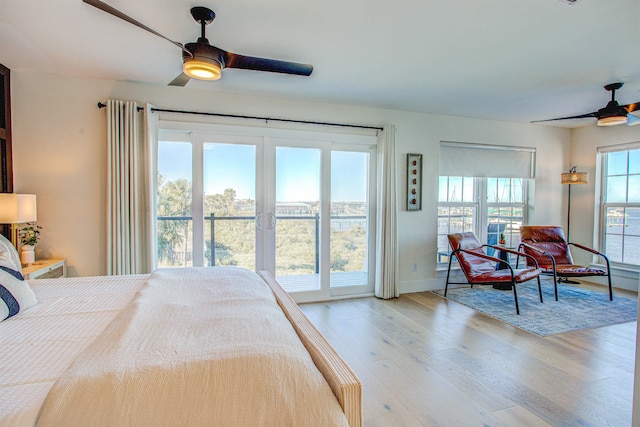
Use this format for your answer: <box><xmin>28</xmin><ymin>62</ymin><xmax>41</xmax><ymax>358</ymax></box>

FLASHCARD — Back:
<box><xmin>560</xmin><ymin>166</ymin><xmax>587</xmax><ymax>283</ymax></box>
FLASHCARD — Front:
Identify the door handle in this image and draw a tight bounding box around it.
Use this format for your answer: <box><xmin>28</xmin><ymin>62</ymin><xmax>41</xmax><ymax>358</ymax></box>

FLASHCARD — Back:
<box><xmin>255</xmin><ymin>212</ymin><xmax>263</xmax><ymax>231</ymax></box>
<box><xmin>269</xmin><ymin>212</ymin><xmax>276</xmax><ymax>230</ymax></box>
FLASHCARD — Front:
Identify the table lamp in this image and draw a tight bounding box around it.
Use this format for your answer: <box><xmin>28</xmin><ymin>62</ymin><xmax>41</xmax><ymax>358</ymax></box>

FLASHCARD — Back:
<box><xmin>0</xmin><ymin>193</ymin><xmax>37</xmax><ymax>246</ymax></box>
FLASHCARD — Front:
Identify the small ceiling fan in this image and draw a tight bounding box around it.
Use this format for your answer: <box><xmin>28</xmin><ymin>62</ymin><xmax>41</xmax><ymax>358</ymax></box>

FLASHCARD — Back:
<box><xmin>532</xmin><ymin>82</ymin><xmax>640</xmax><ymax>127</ymax></box>
<box><xmin>82</xmin><ymin>0</ymin><xmax>313</xmax><ymax>86</ymax></box>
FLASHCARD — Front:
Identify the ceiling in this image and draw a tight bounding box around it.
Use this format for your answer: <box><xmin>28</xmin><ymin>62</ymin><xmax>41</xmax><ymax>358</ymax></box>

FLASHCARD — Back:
<box><xmin>1</xmin><ymin>0</ymin><xmax>639</xmax><ymax>128</ymax></box>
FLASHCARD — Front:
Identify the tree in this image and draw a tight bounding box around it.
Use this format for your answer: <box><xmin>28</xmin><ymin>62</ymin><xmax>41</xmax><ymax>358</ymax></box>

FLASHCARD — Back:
<box><xmin>157</xmin><ymin>174</ymin><xmax>192</xmax><ymax>266</ymax></box>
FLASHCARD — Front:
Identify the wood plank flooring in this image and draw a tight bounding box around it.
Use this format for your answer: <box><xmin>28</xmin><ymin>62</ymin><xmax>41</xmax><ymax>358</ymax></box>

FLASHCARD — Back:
<box><xmin>300</xmin><ymin>287</ymin><xmax>637</xmax><ymax>427</ymax></box>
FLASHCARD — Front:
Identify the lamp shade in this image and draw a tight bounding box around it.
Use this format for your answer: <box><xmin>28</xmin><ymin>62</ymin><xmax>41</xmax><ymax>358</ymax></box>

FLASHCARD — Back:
<box><xmin>0</xmin><ymin>194</ymin><xmax>37</xmax><ymax>223</ymax></box>
<box><xmin>561</xmin><ymin>169</ymin><xmax>588</xmax><ymax>185</ymax></box>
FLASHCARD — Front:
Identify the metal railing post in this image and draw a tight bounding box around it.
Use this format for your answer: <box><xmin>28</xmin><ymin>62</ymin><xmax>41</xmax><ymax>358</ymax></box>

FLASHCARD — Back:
<box><xmin>210</xmin><ymin>213</ymin><xmax>215</xmax><ymax>267</ymax></box>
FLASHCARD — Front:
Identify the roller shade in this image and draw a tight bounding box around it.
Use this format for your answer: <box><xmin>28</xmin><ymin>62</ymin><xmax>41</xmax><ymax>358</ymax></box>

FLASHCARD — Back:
<box><xmin>596</xmin><ymin>141</ymin><xmax>640</xmax><ymax>153</ymax></box>
<box><xmin>439</xmin><ymin>141</ymin><xmax>536</xmax><ymax>178</ymax></box>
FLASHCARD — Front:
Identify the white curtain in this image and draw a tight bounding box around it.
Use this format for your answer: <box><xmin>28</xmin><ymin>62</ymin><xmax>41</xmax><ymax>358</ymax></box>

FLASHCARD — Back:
<box><xmin>144</xmin><ymin>104</ymin><xmax>159</xmax><ymax>272</ymax></box>
<box><xmin>107</xmin><ymin>100</ymin><xmax>155</xmax><ymax>274</ymax></box>
<box><xmin>375</xmin><ymin>124</ymin><xmax>399</xmax><ymax>299</ymax></box>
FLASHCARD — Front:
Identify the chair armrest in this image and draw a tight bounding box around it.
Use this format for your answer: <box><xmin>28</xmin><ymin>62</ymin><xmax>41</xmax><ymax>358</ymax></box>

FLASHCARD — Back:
<box><xmin>517</xmin><ymin>242</ymin><xmax>550</xmax><ymax>270</ymax></box>
<box><xmin>518</xmin><ymin>242</ymin><xmax>545</xmax><ymax>255</ymax></box>
<box><xmin>485</xmin><ymin>244</ymin><xmax>540</xmax><ymax>269</ymax></box>
<box><xmin>569</xmin><ymin>242</ymin><xmax>604</xmax><ymax>257</ymax></box>
<box><xmin>459</xmin><ymin>248</ymin><xmax>503</xmax><ymax>264</ymax></box>
<box><xmin>568</xmin><ymin>243</ymin><xmax>611</xmax><ymax>269</ymax></box>
<box><xmin>455</xmin><ymin>248</ymin><xmax>514</xmax><ymax>272</ymax></box>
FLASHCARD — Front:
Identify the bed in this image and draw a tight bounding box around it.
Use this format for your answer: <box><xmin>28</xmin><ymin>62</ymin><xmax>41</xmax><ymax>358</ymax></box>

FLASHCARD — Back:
<box><xmin>0</xmin><ymin>247</ymin><xmax>361</xmax><ymax>426</ymax></box>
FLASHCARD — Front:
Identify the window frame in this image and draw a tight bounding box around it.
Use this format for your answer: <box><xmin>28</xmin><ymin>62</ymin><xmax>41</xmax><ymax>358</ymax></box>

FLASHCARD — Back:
<box><xmin>437</xmin><ymin>176</ymin><xmax>528</xmax><ymax>267</ymax></box>
<box><xmin>598</xmin><ymin>144</ymin><xmax>640</xmax><ymax>268</ymax></box>
<box><xmin>155</xmin><ymin>120</ymin><xmax>379</xmax><ymax>301</ymax></box>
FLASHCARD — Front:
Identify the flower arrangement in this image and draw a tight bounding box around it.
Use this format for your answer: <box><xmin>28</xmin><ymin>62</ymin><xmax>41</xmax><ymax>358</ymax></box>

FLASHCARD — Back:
<box><xmin>19</xmin><ymin>223</ymin><xmax>42</xmax><ymax>246</ymax></box>
<box><xmin>498</xmin><ymin>233</ymin><xmax>506</xmax><ymax>245</ymax></box>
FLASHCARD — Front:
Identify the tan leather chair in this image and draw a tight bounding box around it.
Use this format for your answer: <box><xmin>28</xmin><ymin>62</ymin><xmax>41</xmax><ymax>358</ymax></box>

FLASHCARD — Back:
<box><xmin>518</xmin><ymin>226</ymin><xmax>612</xmax><ymax>301</ymax></box>
<box><xmin>445</xmin><ymin>232</ymin><xmax>542</xmax><ymax>314</ymax></box>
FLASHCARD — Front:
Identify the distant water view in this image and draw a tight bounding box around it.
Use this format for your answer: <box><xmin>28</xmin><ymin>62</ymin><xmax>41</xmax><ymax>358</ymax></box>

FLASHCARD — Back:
<box><xmin>605</xmin><ymin>207</ymin><xmax>640</xmax><ymax>265</ymax></box>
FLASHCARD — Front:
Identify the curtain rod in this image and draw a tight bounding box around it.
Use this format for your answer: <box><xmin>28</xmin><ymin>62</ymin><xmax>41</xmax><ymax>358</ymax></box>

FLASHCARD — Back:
<box><xmin>96</xmin><ymin>102</ymin><xmax>383</xmax><ymax>131</ymax></box>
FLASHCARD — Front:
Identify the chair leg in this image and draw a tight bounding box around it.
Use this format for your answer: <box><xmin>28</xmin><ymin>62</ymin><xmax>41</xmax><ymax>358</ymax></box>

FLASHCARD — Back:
<box><xmin>553</xmin><ymin>272</ymin><xmax>558</xmax><ymax>301</ymax></box>
<box><xmin>602</xmin><ymin>254</ymin><xmax>613</xmax><ymax>301</ymax></box>
<box><xmin>536</xmin><ymin>277</ymin><xmax>543</xmax><ymax>303</ymax></box>
<box><xmin>511</xmin><ymin>281</ymin><xmax>520</xmax><ymax>315</ymax></box>
<box><xmin>444</xmin><ymin>256</ymin><xmax>453</xmax><ymax>297</ymax></box>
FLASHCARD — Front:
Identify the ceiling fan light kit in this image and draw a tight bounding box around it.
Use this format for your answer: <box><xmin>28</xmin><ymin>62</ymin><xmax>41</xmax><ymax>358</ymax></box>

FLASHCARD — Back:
<box><xmin>183</xmin><ymin>58</ymin><xmax>222</xmax><ymax>80</ymax></box>
<box><xmin>532</xmin><ymin>82</ymin><xmax>640</xmax><ymax>127</ymax></box>
<box><xmin>597</xmin><ymin>115</ymin><xmax>628</xmax><ymax>127</ymax></box>
<box><xmin>83</xmin><ymin>0</ymin><xmax>312</xmax><ymax>86</ymax></box>
<box><xmin>182</xmin><ymin>42</ymin><xmax>223</xmax><ymax>80</ymax></box>
<box><xmin>182</xmin><ymin>7</ymin><xmax>222</xmax><ymax>81</ymax></box>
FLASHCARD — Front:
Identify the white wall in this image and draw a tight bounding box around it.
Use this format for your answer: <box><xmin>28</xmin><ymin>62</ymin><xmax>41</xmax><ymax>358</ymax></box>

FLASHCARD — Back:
<box><xmin>11</xmin><ymin>71</ymin><xmax>570</xmax><ymax>289</ymax></box>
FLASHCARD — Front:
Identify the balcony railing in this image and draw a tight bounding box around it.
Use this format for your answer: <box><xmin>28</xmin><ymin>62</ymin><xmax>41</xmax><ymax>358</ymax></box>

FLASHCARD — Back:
<box><xmin>157</xmin><ymin>213</ymin><xmax>367</xmax><ymax>271</ymax></box>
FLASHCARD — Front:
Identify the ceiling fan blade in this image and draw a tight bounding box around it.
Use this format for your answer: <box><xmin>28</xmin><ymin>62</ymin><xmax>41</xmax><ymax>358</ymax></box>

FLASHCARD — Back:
<box><xmin>224</xmin><ymin>52</ymin><xmax>313</xmax><ymax>76</ymax></box>
<box><xmin>168</xmin><ymin>73</ymin><xmax>191</xmax><ymax>87</ymax></box>
<box><xmin>531</xmin><ymin>112</ymin><xmax>597</xmax><ymax>123</ymax></box>
<box><xmin>623</xmin><ymin>102</ymin><xmax>640</xmax><ymax>114</ymax></box>
<box><xmin>626</xmin><ymin>113</ymin><xmax>640</xmax><ymax>126</ymax></box>
<box><xmin>82</xmin><ymin>0</ymin><xmax>191</xmax><ymax>55</ymax></box>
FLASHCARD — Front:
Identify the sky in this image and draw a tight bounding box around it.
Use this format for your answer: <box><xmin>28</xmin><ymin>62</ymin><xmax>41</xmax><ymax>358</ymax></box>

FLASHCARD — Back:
<box><xmin>158</xmin><ymin>141</ymin><xmax>368</xmax><ymax>202</ymax></box>
<box><xmin>606</xmin><ymin>149</ymin><xmax>640</xmax><ymax>203</ymax></box>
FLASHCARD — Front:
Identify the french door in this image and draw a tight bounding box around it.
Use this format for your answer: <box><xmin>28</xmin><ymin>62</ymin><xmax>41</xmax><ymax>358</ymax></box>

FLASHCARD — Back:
<box><xmin>157</xmin><ymin>124</ymin><xmax>376</xmax><ymax>301</ymax></box>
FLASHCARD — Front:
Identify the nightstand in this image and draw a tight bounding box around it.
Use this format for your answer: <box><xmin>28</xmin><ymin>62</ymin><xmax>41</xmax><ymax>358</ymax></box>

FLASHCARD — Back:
<box><xmin>22</xmin><ymin>258</ymin><xmax>67</xmax><ymax>279</ymax></box>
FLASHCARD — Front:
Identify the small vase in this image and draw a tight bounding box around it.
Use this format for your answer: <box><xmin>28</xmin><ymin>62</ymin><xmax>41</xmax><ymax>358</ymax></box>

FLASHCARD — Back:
<box><xmin>20</xmin><ymin>245</ymin><xmax>35</xmax><ymax>266</ymax></box>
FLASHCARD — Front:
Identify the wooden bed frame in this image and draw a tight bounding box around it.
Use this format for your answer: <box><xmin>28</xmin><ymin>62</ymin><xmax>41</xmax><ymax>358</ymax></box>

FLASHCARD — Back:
<box><xmin>259</xmin><ymin>271</ymin><xmax>362</xmax><ymax>427</ymax></box>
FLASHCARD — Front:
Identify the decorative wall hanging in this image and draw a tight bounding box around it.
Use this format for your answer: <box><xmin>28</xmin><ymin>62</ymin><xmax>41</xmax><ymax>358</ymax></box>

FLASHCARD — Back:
<box><xmin>406</xmin><ymin>153</ymin><xmax>422</xmax><ymax>211</ymax></box>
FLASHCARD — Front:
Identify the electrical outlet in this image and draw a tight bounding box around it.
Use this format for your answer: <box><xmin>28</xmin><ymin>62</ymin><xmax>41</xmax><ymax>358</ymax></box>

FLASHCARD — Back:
<box><xmin>412</xmin><ymin>263</ymin><xmax>417</xmax><ymax>272</ymax></box>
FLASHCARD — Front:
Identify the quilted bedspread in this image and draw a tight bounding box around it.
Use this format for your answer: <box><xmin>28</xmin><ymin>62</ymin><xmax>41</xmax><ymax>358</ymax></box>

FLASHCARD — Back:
<box><xmin>36</xmin><ymin>267</ymin><xmax>348</xmax><ymax>426</ymax></box>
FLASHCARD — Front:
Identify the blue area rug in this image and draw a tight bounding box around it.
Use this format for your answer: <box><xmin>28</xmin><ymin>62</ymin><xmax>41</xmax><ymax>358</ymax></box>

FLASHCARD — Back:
<box><xmin>432</xmin><ymin>280</ymin><xmax>637</xmax><ymax>336</ymax></box>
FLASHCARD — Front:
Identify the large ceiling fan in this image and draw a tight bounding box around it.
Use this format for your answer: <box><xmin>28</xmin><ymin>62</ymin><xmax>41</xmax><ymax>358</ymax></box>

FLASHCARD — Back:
<box><xmin>532</xmin><ymin>82</ymin><xmax>640</xmax><ymax>127</ymax></box>
<box><xmin>82</xmin><ymin>0</ymin><xmax>313</xmax><ymax>86</ymax></box>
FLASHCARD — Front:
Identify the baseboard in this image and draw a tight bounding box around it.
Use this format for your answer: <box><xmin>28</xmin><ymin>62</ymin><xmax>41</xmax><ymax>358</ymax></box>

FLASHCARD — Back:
<box><xmin>399</xmin><ymin>277</ymin><xmax>445</xmax><ymax>294</ymax></box>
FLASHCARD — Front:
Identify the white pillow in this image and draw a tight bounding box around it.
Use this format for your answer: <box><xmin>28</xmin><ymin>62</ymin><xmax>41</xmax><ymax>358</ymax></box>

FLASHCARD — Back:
<box><xmin>0</xmin><ymin>265</ymin><xmax>37</xmax><ymax>321</ymax></box>
<box><xmin>0</xmin><ymin>233</ymin><xmax>22</xmax><ymax>273</ymax></box>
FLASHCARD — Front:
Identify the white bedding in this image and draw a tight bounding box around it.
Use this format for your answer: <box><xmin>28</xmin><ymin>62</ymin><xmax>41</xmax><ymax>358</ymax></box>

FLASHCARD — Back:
<box><xmin>0</xmin><ymin>274</ymin><xmax>148</xmax><ymax>427</ymax></box>
<box><xmin>35</xmin><ymin>267</ymin><xmax>349</xmax><ymax>426</ymax></box>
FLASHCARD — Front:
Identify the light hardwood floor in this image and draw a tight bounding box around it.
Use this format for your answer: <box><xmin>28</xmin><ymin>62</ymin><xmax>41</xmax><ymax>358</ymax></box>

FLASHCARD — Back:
<box><xmin>300</xmin><ymin>286</ymin><xmax>637</xmax><ymax>427</ymax></box>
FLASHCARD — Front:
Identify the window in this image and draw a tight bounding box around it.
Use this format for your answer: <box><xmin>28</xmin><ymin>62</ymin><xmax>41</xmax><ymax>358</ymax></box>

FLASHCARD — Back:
<box><xmin>437</xmin><ymin>176</ymin><xmax>527</xmax><ymax>262</ymax></box>
<box><xmin>599</xmin><ymin>146</ymin><xmax>640</xmax><ymax>267</ymax></box>
<box><xmin>437</xmin><ymin>177</ymin><xmax>476</xmax><ymax>262</ymax></box>
<box><xmin>486</xmin><ymin>177</ymin><xmax>526</xmax><ymax>249</ymax></box>
<box><xmin>155</xmin><ymin>122</ymin><xmax>378</xmax><ymax>301</ymax></box>
<box><xmin>437</xmin><ymin>142</ymin><xmax>534</xmax><ymax>263</ymax></box>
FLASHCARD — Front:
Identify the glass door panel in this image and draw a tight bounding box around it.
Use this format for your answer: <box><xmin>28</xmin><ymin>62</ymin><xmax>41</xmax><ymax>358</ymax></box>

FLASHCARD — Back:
<box><xmin>330</xmin><ymin>151</ymin><xmax>370</xmax><ymax>289</ymax></box>
<box><xmin>203</xmin><ymin>142</ymin><xmax>257</xmax><ymax>270</ymax></box>
<box><xmin>157</xmin><ymin>125</ymin><xmax>377</xmax><ymax>301</ymax></box>
<box><xmin>157</xmin><ymin>141</ymin><xmax>193</xmax><ymax>267</ymax></box>
<box><xmin>274</xmin><ymin>146</ymin><xmax>321</xmax><ymax>291</ymax></box>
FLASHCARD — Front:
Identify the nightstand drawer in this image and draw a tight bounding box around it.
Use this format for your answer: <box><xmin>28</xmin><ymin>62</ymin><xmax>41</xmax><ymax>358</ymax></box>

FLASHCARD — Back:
<box><xmin>23</xmin><ymin>259</ymin><xmax>67</xmax><ymax>280</ymax></box>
